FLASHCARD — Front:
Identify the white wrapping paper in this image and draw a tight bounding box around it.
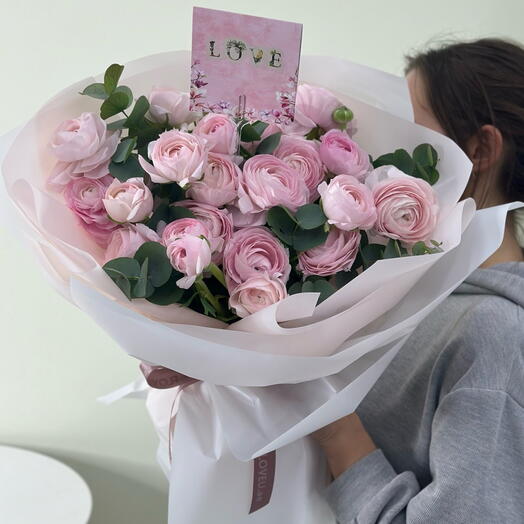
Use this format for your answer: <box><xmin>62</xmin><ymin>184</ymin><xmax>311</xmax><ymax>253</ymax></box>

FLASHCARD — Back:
<box><xmin>1</xmin><ymin>51</ymin><xmax>520</xmax><ymax>523</ymax></box>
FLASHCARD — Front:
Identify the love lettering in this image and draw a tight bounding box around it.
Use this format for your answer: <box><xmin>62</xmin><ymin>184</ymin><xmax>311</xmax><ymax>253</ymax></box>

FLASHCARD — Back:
<box><xmin>208</xmin><ymin>39</ymin><xmax>283</xmax><ymax>68</ymax></box>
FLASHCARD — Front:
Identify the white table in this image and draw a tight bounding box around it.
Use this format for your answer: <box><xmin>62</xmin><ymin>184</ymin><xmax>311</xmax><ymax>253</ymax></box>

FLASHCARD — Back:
<box><xmin>0</xmin><ymin>446</ymin><xmax>92</xmax><ymax>524</ymax></box>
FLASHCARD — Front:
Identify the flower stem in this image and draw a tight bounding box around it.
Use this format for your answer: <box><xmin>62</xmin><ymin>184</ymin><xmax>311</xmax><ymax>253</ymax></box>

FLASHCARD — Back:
<box><xmin>208</xmin><ymin>263</ymin><xmax>227</xmax><ymax>288</ymax></box>
<box><xmin>194</xmin><ymin>277</ymin><xmax>227</xmax><ymax>318</ymax></box>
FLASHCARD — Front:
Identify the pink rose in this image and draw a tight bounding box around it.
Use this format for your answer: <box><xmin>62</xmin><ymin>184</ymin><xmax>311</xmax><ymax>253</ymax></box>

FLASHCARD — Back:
<box><xmin>229</xmin><ymin>276</ymin><xmax>288</xmax><ymax>318</ymax></box>
<box><xmin>49</xmin><ymin>112</ymin><xmax>120</xmax><ymax>189</ymax></box>
<box><xmin>104</xmin><ymin>224</ymin><xmax>160</xmax><ymax>264</ymax></box>
<box><xmin>161</xmin><ymin>218</ymin><xmax>211</xmax><ymax>245</ymax></box>
<box><xmin>193</xmin><ymin>113</ymin><xmax>238</xmax><ymax>155</ymax></box>
<box><xmin>174</xmin><ymin>201</ymin><xmax>233</xmax><ymax>263</ymax></box>
<box><xmin>297</xmin><ymin>228</ymin><xmax>361</xmax><ymax>277</ymax></box>
<box><xmin>103</xmin><ymin>177</ymin><xmax>154</xmax><ymax>223</ymax></box>
<box><xmin>64</xmin><ymin>175</ymin><xmax>119</xmax><ymax>246</ymax></box>
<box><xmin>319</xmin><ymin>130</ymin><xmax>371</xmax><ymax>180</ymax></box>
<box><xmin>187</xmin><ymin>152</ymin><xmax>240</xmax><ymax>207</ymax></box>
<box><xmin>317</xmin><ymin>175</ymin><xmax>376</xmax><ymax>231</ymax></box>
<box><xmin>284</xmin><ymin>84</ymin><xmax>342</xmax><ymax>136</ymax></box>
<box><xmin>237</xmin><ymin>155</ymin><xmax>308</xmax><ymax>214</ymax></box>
<box><xmin>223</xmin><ymin>226</ymin><xmax>291</xmax><ymax>288</ymax></box>
<box><xmin>148</xmin><ymin>87</ymin><xmax>196</xmax><ymax>126</ymax></box>
<box><xmin>227</xmin><ymin>205</ymin><xmax>268</xmax><ymax>229</ymax></box>
<box><xmin>274</xmin><ymin>135</ymin><xmax>326</xmax><ymax>201</ymax></box>
<box><xmin>366</xmin><ymin>166</ymin><xmax>439</xmax><ymax>244</ymax></box>
<box><xmin>166</xmin><ymin>235</ymin><xmax>212</xmax><ymax>289</ymax></box>
<box><xmin>138</xmin><ymin>129</ymin><xmax>208</xmax><ymax>186</ymax></box>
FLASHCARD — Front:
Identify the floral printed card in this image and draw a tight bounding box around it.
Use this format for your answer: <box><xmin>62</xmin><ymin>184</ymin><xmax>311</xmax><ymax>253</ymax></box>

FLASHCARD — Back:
<box><xmin>190</xmin><ymin>7</ymin><xmax>303</xmax><ymax>125</ymax></box>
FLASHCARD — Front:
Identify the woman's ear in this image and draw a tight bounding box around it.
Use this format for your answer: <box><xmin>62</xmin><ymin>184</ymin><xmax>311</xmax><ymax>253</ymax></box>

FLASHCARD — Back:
<box><xmin>466</xmin><ymin>124</ymin><xmax>504</xmax><ymax>173</ymax></box>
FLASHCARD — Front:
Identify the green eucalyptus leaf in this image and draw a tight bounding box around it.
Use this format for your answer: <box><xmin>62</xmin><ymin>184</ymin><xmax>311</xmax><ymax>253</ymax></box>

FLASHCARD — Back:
<box><xmin>425</xmin><ymin>166</ymin><xmax>440</xmax><ymax>185</ymax></box>
<box><xmin>374</xmin><ymin>149</ymin><xmax>415</xmax><ymax>175</ymax></box>
<box><xmin>134</xmin><ymin>241</ymin><xmax>172</xmax><ymax>288</ymax></box>
<box><xmin>255</xmin><ymin>132</ymin><xmax>282</xmax><ymax>155</ymax></box>
<box><xmin>240</xmin><ymin>123</ymin><xmax>262</xmax><ymax>142</ymax></box>
<box><xmin>103</xmin><ymin>257</ymin><xmax>141</xmax><ymax>300</ymax></box>
<box><xmin>104</xmin><ymin>64</ymin><xmax>124</xmax><ymax>94</ymax></box>
<box><xmin>126</xmin><ymin>95</ymin><xmax>150</xmax><ymax>128</ymax></box>
<box><xmin>334</xmin><ymin>269</ymin><xmax>358</xmax><ymax>288</ymax></box>
<box><xmin>109</xmin><ymin>155</ymin><xmax>145</xmax><ymax>182</ymax></box>
<box><xmin>383</xmin><ymin>238</ymin><xmax>403</xmax><ymax>259</ymax></box>
<box><xmin>392</xmin><ymin>149</ymin><xmax>415</xmax><ymax>175</ymax></box>
<box><xmin>372</xmin><ymin>153</ymin><xmax>396</xmax><ymax>169</ymax></box>
<box><xmin>414</xmin><ymin>162</ymin><xmax>430</xmax><ymax>183</ymax></box>
<box><xmin>112</xmin><ymin>137</ymin><xmax>137</xmax><ymax>164</ymax></box>
<box><xmin>360</xmin><ymin>243</ymin><xmax>385</xmax><ymax>269</ymax></box>
<box><xmin>293</xmin><ymin>225</ymin><xmax>328</xmax><ymax>252</ymax></box>
<box><xmin>146</xmin><ymin>271</ymin><xmax>185</xmax><ymax>305</ymax></box>
<box><xmin>267</xmin><ymin>206</ymin><xmax>296</xmax><ymax>245</ymax></box>
<box><xmin>103</xmin><ymin>257</ymin><xmax>141</xmax><ymax>279</ymax></box>
<box><xmin>301</xmin><ymin>280</ymin><xmax>315</xmax><ymax>293</ymax></box>
<box><xmin>80</xmin><ymin>82</ymin><xmax>108</xmax><ymax>100</ymax></box>
<box><xmin>100</xmin><ymin>90</ymin><xmax>133</xmax><ymax>120</ymax></box>
<box><xmin>239</xmin><ymin>145</ymin><xmax>253</xmax><ymax>161</ymax></box>
<box><xmin>412</xmin><ymin>241</ymin><xmax>429</xmax><ymax>256</ymax></box>
<box><xmin>251</xmin><ymin>120</ymin><xmax>269</xmax><ymax>136</ymax></box>
<box><xmin>311</xmin><ymin>278</ymin><xmax>336</xmax><ymax>303</ymax></box>
<box><xmin>107</xmin><ymin>118</ymin><xmax>128</xmax><ymax>131</ymax></box>
<box><xmin>413</xmin><ymin>144</ymin><xmax>438</xmax><ymax>168</ymax></box>
<box><xmin>288</xmin><ymin>281</ymin><xmax>303</xmax><ymax>295</ymax></box>
<box><xmin>169</xmin><ymin>206</ymin><xmax>195</xmax><ymax>221</ymax></box>
<box><xmin>295</xmin><ymin>203</ymin><xmax>327</xmax><ymax>230</ymax></box>
<box><xmin>133</xmin><ymin>258</ymin><xmax>150</xmax><ymax>298</ymax></box>
<box><xmin>147</xmin><ymin>201</ymin><xmax>170</xmax><ymax>232</ymax></box>
<box><xmin>114</xmin><ymin>85</ymin><xmax>133</xmax><ymax>104</ymax></box>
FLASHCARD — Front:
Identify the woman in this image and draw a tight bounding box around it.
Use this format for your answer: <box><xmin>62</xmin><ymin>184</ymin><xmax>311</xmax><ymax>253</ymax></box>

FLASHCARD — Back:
<box><xmin>313</xmin><ymin>38</ymin><xmax>524</xmax><ymax>523</ymax></box>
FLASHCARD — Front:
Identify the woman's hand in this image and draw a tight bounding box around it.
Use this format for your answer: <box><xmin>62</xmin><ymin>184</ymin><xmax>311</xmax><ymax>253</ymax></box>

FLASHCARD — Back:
<box><xmin>311</xmin><ymin>413</ymin><xmax>377</xmax><ymax>479</ymax></box>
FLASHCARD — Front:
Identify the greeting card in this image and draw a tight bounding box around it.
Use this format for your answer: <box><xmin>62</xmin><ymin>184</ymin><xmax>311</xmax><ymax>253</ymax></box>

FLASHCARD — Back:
<box><xmin>190</xmin><ymin>7</ymin><xmax>303</xmax><ymax>124</ymax></box>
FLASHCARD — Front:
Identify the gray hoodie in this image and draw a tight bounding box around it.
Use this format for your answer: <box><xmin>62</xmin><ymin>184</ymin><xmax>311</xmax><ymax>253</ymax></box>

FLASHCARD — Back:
<box><xmin>324</xmin><ymin>262</ymin><xmax>524</xmax><ymax>523</ymax></box>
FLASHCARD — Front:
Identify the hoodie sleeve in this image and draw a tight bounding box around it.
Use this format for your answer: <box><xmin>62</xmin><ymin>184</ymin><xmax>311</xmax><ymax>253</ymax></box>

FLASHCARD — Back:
<box><xmin>323</xmin><ymin>387</ymin><xmax>524</xmax><ymax>523</ymax></box>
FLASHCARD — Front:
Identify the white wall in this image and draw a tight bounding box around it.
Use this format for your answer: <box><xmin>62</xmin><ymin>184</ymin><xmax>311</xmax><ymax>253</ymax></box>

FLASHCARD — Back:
<box><xmin>1</xmin><ymin>1</ymin><xmax>523</xmax><ymax>522</ymax></box>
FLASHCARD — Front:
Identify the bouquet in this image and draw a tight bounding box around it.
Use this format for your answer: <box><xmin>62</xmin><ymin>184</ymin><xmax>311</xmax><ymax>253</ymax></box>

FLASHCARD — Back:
<box><xmin>1</xmin><ymin>51</ymin><xmax>514</xmax><ymax>523</ymax></box>
<box><xmin>51</xmin><ymin>62</ymin><xmax>444</xmax><ymax>324</ymax></box>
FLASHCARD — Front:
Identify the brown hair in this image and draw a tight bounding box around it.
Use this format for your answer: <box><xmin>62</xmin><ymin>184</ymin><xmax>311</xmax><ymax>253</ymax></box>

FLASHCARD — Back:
<box><xmin>405</xmin><ymin>38</ymin><xmax>524</xmax><ymax>208</ymax></box>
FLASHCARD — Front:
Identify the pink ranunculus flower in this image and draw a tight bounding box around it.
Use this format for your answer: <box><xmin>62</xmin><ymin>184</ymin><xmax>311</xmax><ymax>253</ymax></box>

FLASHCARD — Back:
<box><xmin>187</xmin><ymin>152</ymin><xmax>240</xmax><ymax>207</ymax></box>
<box><xmin>102</xmin><ymin>177</ymin><xmax>154</xmax><ymax>224</ymax></box>
<box><xmin>319</xmin><ymin>129</ymin><xmax>371</xmax><ymax>180</ymax></box>
<box><xmin>104</xmin><ymin>224</ymin><xmax>160</xmax><ymax>264</ymax></box>
<box><xmin>138</xmin><ymin>129</ymin><xmax>208</xmax><ymax>186</ymax></box>
<box><xmin>284</xmin><ymin>84</ymin><xmax>342</xmax><ymax>136</ymax></box>
<box><xmin>318</xmin><ymin>174</ymin><xmax>377</xmax><ymax>231</ymax></box>
<box><xmin>64</xmin><ymin>175</ymin><xmax>119</xmax><ymax>246</ymax></box>
<box><xmin>193</xmin><ymin>113</ymin><xmax>239</xmax><ymax>155</ymax></box>
<box><xmin>297</xmin><ymin>228</ymin><xmax>361</xmax><ymax>277</ymax></box>
<box><xmin>229</xmin><ymin>276</ymin><xmax>288</xmax><ymax>318</ymax></box>
<box><xmin>274</xmin><ymin>135</ymin><xmax>326</xmax><ymax>201</ymax></box>
<box><xmin>223</xmin><ymin>226</ymin><xmax>291</xmax><ymax>288</ymax></box>
<box><xmin>166</xmin><ymin>235</ymin><xmax>212</xmax><ymax>289</ymax></box>
<box><xmin>148</xmin><ymin>87</ymin><xmax>196</xmax><ymax>126</ymax></box>
<box><xmin>237</xmin><ymin>154</ymin><xmax>308</xmax><ymax>214</ymax></box>
<box><xmin>48</xmin><ymin>112</ymin><xmax>120</xmax><ymax>189</ymax></box>
<box><xmin>161</xmin><ymin>218</ymin><xmax>211</xmax><ymax>246</ymax></box>
<box><xmin>227</xmin><ymin>205</ymin><xmax>268</xmax><ymax>229</ymax></box>
<box><xmin>174</xmin><ymin>201</ymin><xmax>233</xmax><ymax>263</ymax></box>
<box><xmin>366</xmin><ymin>165</ymin><xmax>439</xmax><ymax>244</ymax></box>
